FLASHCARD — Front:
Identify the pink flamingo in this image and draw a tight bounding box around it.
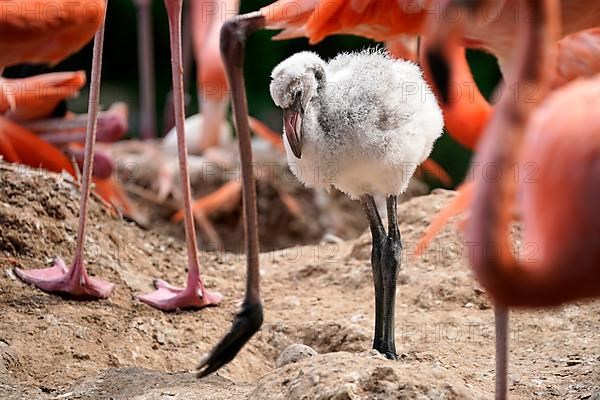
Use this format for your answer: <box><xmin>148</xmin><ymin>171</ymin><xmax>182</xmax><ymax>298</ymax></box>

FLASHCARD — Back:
<box><xmin>426</xmin><ymin>0</ymin><xmax>600</xmax><ymax>398</ymax></box>
<box><xmin>417</xmin><ymin>26</ymin><xmax>600</xmax><ymax>254</ymax></box>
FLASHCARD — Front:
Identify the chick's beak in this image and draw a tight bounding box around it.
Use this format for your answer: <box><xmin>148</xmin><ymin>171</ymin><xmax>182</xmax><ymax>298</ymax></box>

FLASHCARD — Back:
<box><xmin>283</xmin><ymin>96</ymin><xmax>303</xmax><ymax>159</ymax></box>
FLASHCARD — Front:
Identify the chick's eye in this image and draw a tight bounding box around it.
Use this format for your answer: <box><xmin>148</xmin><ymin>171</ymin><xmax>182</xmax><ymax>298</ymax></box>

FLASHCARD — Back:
<box><xmin>293</xmin><ymin>89</ymin><xmax>302</xmax><ymax>100</ymax></box>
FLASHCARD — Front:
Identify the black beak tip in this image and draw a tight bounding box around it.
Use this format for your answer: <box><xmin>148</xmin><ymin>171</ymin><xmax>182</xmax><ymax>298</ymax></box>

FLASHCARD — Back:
<box><xmin>196</xmin><ymin>302</ymin><xmax>263</xmax><ymax>379</ymax></box>
<box><xmin>425</xmin><ymin>49</ymin><xmax>452</xmax><ymax>105</ymax></box>
<box><xmin>291</xmin><ymin>146</ymin><xmax>302</xmax><ymax>159</ymax></box>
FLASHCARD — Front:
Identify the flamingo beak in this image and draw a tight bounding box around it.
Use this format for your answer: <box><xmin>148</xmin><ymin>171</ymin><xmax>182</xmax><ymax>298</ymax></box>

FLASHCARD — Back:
<box><xmin>424</xmin><ymin>0</ymin><xmax>470</xmax><ymax>106</ymax></box>
<box><xmin>426</xmin><ymin>47</ymin><xmax>452</xmax><ymax>105</ymax></box>
<box><xmin>283</xmin><ymin>95</ymin><xmax>303</xmax><ymax>159</ymax></box>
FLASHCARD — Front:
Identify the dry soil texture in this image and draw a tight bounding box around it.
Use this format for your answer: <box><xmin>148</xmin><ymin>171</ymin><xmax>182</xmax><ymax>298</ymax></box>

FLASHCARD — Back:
<box><xmin>1</xmin><ymin>162</ymin><xmax>599</xmax><ymax>399</ymax></box>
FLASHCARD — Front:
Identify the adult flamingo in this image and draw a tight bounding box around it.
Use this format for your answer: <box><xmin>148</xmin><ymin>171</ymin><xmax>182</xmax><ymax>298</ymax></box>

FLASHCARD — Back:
<box><xmin>0</xmin><ymin>71</ymin><xmax>126</xmax><ymax>179</ymax></box>
<box><xmin>190</xmin><ymin>0</ymin><xmax>238</xmax><ymax>153</ymax></box>
<box><xmin>3</xmin><ymin>0</ymin><xmax>115</xmax><ymax>298</ymax></box>
<box><xmin>427</xmin><ymin>0</ymin><xmax>600</xmax><ymax>398</ymax></box>
<box><xmin>417</xmin><ymin>26</ymin><xmax>600</xmax><ymax>254</ymax></box>
<box><xmin>418</xmin><ymin>24</ymin><xmax>600</xmax><ymax>400</ymax></box>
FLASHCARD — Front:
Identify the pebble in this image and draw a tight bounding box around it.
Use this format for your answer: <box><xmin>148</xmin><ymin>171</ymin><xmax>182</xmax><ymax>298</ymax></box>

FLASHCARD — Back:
<box><xmin>283</xmin><ymin>296</ymin><xmax>300</xmax><ymax>308</ymax></box>
<box><xmin>155</xmin><ymin>332</ymin><xmax>166</xmax><ymax>345</ymax></box>
<box><xmin>276</xmin><ymin>344</ymin><xmax>317</xmax><ymax>368</ymax></box>
<box><xmin>5</xmin><ymin>268</ymin><xmax>17</xmax><ymax>281</ymax></box>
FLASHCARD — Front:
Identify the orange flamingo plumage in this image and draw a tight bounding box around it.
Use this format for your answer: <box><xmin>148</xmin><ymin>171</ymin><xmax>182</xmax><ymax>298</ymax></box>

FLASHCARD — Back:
<box><xmin>0</xmin><ymin>72</ymin><xmax>86</xmax><ymax>173</ymax></box>
<box><xmin>0</xmin><ymin>71</ymin><xmax>86</xmax><ymax>120</ymax></box>
<box><xmin>0</xmin><ymin>72</ymin><xmax>133</xmax><ymax>214</ymax></box>
<box><xmin>0</xmin><ymin>116</ymin><xmax>76</xmax><ymax>173</ymax></box>
<box><xmin>0</xmin><ymin>0</ymin><xmax>106</xmax><ymax>67</ymax></box>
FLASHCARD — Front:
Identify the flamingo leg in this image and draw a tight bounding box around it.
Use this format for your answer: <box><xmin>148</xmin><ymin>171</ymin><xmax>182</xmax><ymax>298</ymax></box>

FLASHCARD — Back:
<box><xmin>21</xmin><ymin>102</ymin><xmax>128</xmax><ymax>146</ymax></box>
<box><xmin>135</xmin><ymin>0</ymin><xmax>157</xmax><ymax>140</ymax></box>
<box><xmin>361</xmin><ymin>195</ymin><xmax>401</xmax><ymax>359</ymax></box>
<box><xmin>381</xmin><ymin>195</ymin><xmax>401</xmax><ymax>359</ymax></box>
<box><xmin>360</xmin><ymin>195</ymin><xmax>385</xmax><ymax>353</ymax></box>
<box><xmin>162</xmin><ymin>4</ymin><xmax>193</xmax><ymax>134</ymax></box>
<box><xmin>137</xmin><ymin>0</ymin><xmax>223</xmax><ymax>311</ymax></box>
<box><xmin>15</xmin><ymin>7</ymin><xmax>114</xmax><ymax>299</ymax></box>
<box><xmin>495</xmin><ymin>306</ymin><xmax>509</xmax><ymax>400</ymax></box>
<box><xmin>197</xmin><ymin>13</ymin><xmax>265</xmax><ymax>378</ymax></box>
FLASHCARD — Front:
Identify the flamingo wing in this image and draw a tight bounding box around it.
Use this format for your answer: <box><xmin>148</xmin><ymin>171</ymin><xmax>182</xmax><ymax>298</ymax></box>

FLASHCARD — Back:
<box><xmin>263</xmin><ymin>0</ymin><xmax>425</xmax><ymax>44</ymax></box>
<box><xmin>0</xmin><ymin>115</ymin><xmax>75</xmax><ymax>175</ymax></box>
<box><xmin>1</xmin><ymin>71</ymin><xmax>86</xmax><ymax>121</ymax></box>
<box><xmin>0</xmin><ymin>0</ymin><xmax>106</xmax><ymax>67</ymax></box>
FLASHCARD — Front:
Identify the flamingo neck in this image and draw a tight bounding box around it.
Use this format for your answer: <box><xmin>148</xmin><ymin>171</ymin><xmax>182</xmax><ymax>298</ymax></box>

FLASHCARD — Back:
<box><xmin>198</xmin><ymin>99</ymin><xmax>228</xmax><ymax>152</ymax></box>
<box><xmin>467</xmin><ymin>0</ymin><xmax>560</xmax><ymax>303</ymax></box>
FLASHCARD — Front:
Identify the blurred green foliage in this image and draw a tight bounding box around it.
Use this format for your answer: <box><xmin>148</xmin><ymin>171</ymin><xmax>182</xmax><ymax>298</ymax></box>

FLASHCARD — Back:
<box><xmin>5</xmin><ymin>0</ymin><xmax>501</xmax><ymax>187</ymax></box>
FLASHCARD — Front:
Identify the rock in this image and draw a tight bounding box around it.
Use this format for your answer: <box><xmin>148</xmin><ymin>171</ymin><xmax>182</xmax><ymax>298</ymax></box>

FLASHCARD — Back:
<box><xmin>155</xmin><ymin>332</ymin><xmax>166</xmax><ymax>345</ymax></box>
<box><xmin>282</xmin><ymin>296</ymin><xmax>301</xmax><ymax>309</ymax></box>
<box><xmin>276</xmin><ymin>344</ymin><xmax>318</xmax><ymax>368</ymax></box>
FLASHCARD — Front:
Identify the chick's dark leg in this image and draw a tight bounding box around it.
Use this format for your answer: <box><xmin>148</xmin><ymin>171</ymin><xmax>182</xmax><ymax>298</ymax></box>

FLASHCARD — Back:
<box><xmin>380</xmin><ymin>195</ymin><xmax>401</xmax><ymax>360</ymax></box>
<box><xmin>360</xmin><ymin>195</ymin><xmax>386</xmax><ymax>353</ymax></box>
<box><xmin>495</xmin><ymin>306</ymin><xmax>509</xmax><ymax>400</ymax></box>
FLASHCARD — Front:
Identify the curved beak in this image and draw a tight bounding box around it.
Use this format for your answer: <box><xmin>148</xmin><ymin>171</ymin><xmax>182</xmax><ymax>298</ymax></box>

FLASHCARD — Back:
<box><xmin>423</xmin><ymin>0</ymin><xmax>468</xmax><ymax>106</ymax></box>
<box><xmin>425</xmin><ymin>46</ymin><xmax>452</xmax><ymax>105</ymax></box>
<box><xmin>283</xmin><ymin>95</ymin><xmax>303</xmax><ymax>158</ymax></box>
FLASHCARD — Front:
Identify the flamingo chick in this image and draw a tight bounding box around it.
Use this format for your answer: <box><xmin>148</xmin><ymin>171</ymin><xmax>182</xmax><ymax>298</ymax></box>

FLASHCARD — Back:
<box><xmin>270</xmin><ymin>50</ymin><xmax>444</xmax><ymax>358</ymax></box>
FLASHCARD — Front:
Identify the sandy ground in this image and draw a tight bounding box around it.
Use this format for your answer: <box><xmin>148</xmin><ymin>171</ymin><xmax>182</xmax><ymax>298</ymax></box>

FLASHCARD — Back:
<box><xmin>1</xmin><ymin>161</ymin><xmax>599</xmax><ymax>400</ymax></box>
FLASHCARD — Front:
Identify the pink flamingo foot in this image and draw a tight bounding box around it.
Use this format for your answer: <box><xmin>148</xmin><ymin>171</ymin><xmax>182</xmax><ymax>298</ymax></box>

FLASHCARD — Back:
<box><xmin>137</xmin><ymin>279</ymin><xmax>223</xmax><ymax>311</ymax></box>
<box><xmin>14</xmin><ymin>257</ymin><xmax>114</xmax><ymax>299</ymax></box>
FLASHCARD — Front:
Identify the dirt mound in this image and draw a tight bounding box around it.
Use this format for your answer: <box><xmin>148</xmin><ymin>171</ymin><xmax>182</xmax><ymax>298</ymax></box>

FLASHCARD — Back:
<box><xmin>53</xmin><ymin>368</ymin><xmax>251</xmax><ymax>400</ymax></box>
<box><xmin>109</xmin><ymin>141</ymin><xmax>371</xmax><ymax>253</ymax></box>
<box><xmin>1</xmin><ymin>161</ymin><xmax>600</xmax><ymax>399</ymax></box>
<box><xmin>251</xmin><ymin>351</ymin><xmax>484</xmax><ymax>399</ymax></box>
